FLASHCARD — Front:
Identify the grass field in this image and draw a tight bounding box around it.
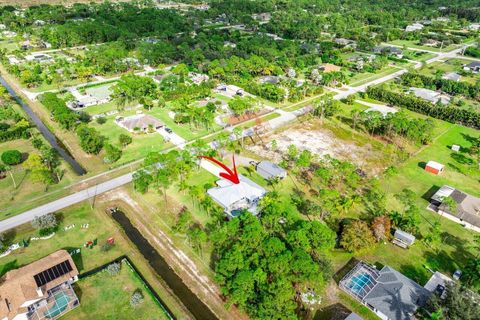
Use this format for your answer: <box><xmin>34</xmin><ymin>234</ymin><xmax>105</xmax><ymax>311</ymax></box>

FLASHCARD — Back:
<box><xmin>388</xmin><ymin>40</ymin><xmax>460</xmax><ymax>52</ymax></box>
<box><xmin>420</xmin><ymin>59</ymin><xmax>480</xmax><ymax>85</ymax></box>
<box><xmin>349</xmin><ymin>66</ymin><xmax>401</xmax><ymax>87</ymax></box>
<box><xmin>0</xmin><ymin>201</ymin><xmax>189</xmax><ymax>318</ymax></box>
<box><xmin>63</xmin><ymin>260</ymin><xmax>170</xmax><ymax>320</ymax></box>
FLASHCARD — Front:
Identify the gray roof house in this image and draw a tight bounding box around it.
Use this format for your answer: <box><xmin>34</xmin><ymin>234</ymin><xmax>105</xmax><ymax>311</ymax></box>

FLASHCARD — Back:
<box><xmin>442</xmin><ymin>72</ymin><xmax>461</xmax><ymax>82</ymax></box>
<box><xmin>256</xmin><ymin>161</ymin><xmax>287</xmax><ymax>180</ymax></box>
<box><xmin>464</xmin><ymin>61</ymin><xmax>480</xmax><ymax>73</ymax></box>
<box><xmin>373</xmin><ymin>46</ymin><xmax>403</xmax><ymax>58</ymax></box>
<box><xmin>430</xmin><ymin>185</ymin><xmax>480</xmax><ymax>229</ymax></box>
<box><xmin>340</xmin><ymin>261</ymin><xmax>431</xmax><ymax>320</ymax></box>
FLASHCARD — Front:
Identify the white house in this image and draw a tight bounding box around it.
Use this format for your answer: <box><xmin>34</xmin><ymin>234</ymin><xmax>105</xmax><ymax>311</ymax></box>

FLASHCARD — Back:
<box><xmin>207</xmin><ymin>175</ymin><xmax>267</xmax><ymax>218</ymax></box>
<box><xmin>406</xmin><ymin>23</ymin><xmax>424</xmax><ymax>32</ymax></box>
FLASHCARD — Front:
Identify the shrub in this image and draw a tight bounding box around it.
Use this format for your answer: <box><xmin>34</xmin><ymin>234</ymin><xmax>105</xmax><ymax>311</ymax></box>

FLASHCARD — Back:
<box><xmin>130</xmin><ymin>289</ymin><xmax>144</xmax><ymax>308</ymax></box>
<box><xmin>96</xmin><ymin>117</ymin><xmax>107</xmax><ymax>125</ymax></box>
<box><xmin>1</xmin><ymin>150</ymin><xmax>22</xmax><ymax>165</ymax></box>
<box><xmin>31</xmin><ymin>213</ymin><xmax>58</xmax><ymax>235</ymax></box>
<box><xmin>103</xmin><ymin>144</ymin><xmax>122</xmax><ymax>163</ymax></box>
<box><xmin>118</xmin><ymin>134</ymin><xmax>133</xmax><ymax>147</ymax></box>
<box><xmin>106</xmin><ymin>262</ymin><xmax>121</xmax><ymax>276</ymax></box>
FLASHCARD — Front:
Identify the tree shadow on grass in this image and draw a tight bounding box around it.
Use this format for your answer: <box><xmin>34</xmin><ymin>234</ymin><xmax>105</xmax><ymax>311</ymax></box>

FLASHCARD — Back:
<box><xmin>333</xmin><ymin>257</ymin><xmax>360</xmax><ymax>284</ymax></box>
<box><xmin>314</xmin><ymin>303</ymin><xmax>352</xmax><ymax>320</ymax></box>
<box><xmin>0</xmin><ymin>259</ymin><xmax>18</xmax><ymax>278</ymax></box>
<box><xmin>421</xmin><ymin>185</ymin><xmax>441</xmax><ymax>202</ymax></box>
<box><xmin>65</xmin><ymin>247</ymin><xmax>84</xmax><ymax>272</ymax></box>
<box><xmin>450</xmin><ymin>152</ymin><xmax>474</xmax><ymax>166</ymax></box>
<box><xmin>418</xmin><ymin>161</ymin><xmax>426</xmax><ymax>170</ymax></box>
<box><xmin>398</xmin><ymin>264</ymin><xmax>430</xmax><ymax>285</ymax></box>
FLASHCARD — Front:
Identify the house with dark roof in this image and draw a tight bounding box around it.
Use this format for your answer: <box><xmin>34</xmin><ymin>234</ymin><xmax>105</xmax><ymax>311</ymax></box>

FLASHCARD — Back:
<box><xmin>340</xmin><ymin>261</ymin><xmax>431</xmax><ymax>320</ymax></box>
<box><xmin>0</xmin><ymin>250</ymin><xmax>79</xmax><ymax>320</ymax></box>
<box><xmin>373</xmin><ymin>46</ymin><xmax>403</xmax><ymax>59</ymax></box>
<box><xmin>464</xmin><ymin>61</ymin><xmax>480</xmax><ymax>73</ymax></box>
<box><xmin>429</xmin><ymin>185</ymin><xmax>480</xmax><ymax>230</ymax></box>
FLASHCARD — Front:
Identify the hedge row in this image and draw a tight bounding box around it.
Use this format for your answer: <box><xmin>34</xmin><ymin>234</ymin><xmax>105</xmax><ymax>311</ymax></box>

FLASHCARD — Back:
<box><xmin>366</xmin><ymin>86</ymin><xmax>480</xmax><ymax>129</ymax></box>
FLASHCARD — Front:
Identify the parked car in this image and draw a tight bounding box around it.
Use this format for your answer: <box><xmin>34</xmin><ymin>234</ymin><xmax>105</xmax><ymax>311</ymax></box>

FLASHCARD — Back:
<box><xmin>165</xmin><ymin>127</ymin><xmax>173</xmax><ymax>134</ymax></box>
<box><xmin>453</xmin><ymin>270</ymin><xmax>462</xmax><ymax>280</ymax></box>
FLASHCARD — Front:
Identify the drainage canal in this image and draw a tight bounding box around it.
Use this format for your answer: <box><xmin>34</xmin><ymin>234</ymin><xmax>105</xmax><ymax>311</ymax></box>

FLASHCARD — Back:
<box><xmin>0</xmin><ymin>75</ymin><xmax>86</xmax><ymax>175</ymax></box>
<box><xmin>111</xmin><ymin>208</ymin><xmax>218</xmax><ymax>320</ymax></box>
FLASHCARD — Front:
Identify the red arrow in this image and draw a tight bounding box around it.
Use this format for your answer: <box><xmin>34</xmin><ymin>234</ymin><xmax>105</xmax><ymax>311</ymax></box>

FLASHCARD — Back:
<box><xmin>199</xmin><ymin>155</ymin><xmax>240</xmax><ymax>184</ymax></box>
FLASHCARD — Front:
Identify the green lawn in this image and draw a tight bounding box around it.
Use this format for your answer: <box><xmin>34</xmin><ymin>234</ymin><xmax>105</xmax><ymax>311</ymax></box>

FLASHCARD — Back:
<box><xmin>63</xmin><ymin>260</ymin><xmax>170</xmax><ymax>320</ymax></box>
<box><xmin>0</xmin><ymin>203</ymin><xmax>129</xmax><ymax>277</ymax></box>
<box><xmin>90</xmin><ymin>115</ymin><xmax>173</xmax><ymax>166</ymax></box>
<box><xmin>148</xmin><ymin>106</ymin><xmax>222</xmax><ymax>141</ymax></box>
<box><xmin>387</xmin><ymin>40</ymin><xmax>460</xmax><ymax>52</ymax></box>
<box><xmin>403</xmin><ymin>50</ymin><xmax>436</xmax><ymax>62</ymax></box>
<box><xmin>420</xmin><ymin>59</ymin><xmax>480</xmax><ymax>85</ymax></box>
<box><xmin>349</xmin><ymin>66</ymin><xmax>401</xmax><ymax>87</ymax></box>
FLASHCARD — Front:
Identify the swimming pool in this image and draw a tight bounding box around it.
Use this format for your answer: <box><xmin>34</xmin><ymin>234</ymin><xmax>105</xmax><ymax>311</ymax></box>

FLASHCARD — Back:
<box><xmin>347</xmin><ymin>273</ymin><xmax>372</xmax><ymax>294</ymax></box>
<box><xmin>44</xmin><ymin>291</ymin><xmax>71</xmax><ymax>318</ymax></box>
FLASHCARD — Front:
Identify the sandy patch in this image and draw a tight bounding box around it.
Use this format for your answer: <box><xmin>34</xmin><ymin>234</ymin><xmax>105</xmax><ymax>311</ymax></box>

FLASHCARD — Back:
<box><xmin>248</xmin><ymin>126</ymin><xmax>382</xmax><ymax>175</ymax></box>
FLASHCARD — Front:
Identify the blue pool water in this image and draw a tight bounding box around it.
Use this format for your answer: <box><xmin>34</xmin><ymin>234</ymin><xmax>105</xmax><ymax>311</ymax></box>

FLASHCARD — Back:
<box><xmin>44</xmin><ymin>291</ymin><xmax>71</xmax><ymax>318</ymax></box>
<box><xmin>348</xmin><ymin>273</ymin><xmax>372</xmax><ymax>294</ymax></box>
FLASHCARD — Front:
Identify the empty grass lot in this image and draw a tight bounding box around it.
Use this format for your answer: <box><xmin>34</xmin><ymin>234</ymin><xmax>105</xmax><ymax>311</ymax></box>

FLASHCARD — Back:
<box><xmin>63</xmin><ymin>260</ymin><xmax>170</xmax><ymax>320</ymax></box>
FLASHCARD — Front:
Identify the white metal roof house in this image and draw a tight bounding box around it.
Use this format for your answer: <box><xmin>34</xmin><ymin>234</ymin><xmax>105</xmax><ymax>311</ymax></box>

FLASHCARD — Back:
<box><xmin>207</xmin><ymin>175</ymin><xmax>266</xmax><ymax>219</ymax></box>
<box><xmin>340</xmin><ymin>261</ymin><xmax>431</xmax><ymax>320</ymax></box>
<box><xmin>256</xmin><ymin>161</ymin><xmax>287</xmax><ymax>180</ymax></box>
<box><xmin>405</xmin><ymin>23</ymin><xmax>424</xmax><ymax>32</ymax></box>
<box><xmin>409</xmin><ymin>87</ymin><xmax>450</xmax><ymax>105</ymax></box>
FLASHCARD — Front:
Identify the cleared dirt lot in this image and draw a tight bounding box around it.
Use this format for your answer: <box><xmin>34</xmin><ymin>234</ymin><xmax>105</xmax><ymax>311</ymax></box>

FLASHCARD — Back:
<box><xmin>248</xmin><ymin>120</ymin><xmax>395</xmax><ymax>176</ymax></box>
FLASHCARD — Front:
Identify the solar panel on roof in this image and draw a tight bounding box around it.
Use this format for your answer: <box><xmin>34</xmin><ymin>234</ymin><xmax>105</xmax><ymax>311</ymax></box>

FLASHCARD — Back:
<box><xmin>33</xmin><ymin>260</ymin><xmax>73</xmax><ymax>287</ymax></box>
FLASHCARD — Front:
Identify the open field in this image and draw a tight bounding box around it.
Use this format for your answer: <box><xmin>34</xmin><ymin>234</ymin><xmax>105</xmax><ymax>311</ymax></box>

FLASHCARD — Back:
<box><xmin>63</xmin><ymin>260</ymin><xmax>169</xmax><ymax>320</ymax></box>
<box><xmin>388</xmin><ymin>40</ymin><xmax>461</xmax><ymax>52</ymax></box>
<box><xmin>349</xmin><ymin>66</ymin><xmax>402</xmax><ymax>87</ymax></box>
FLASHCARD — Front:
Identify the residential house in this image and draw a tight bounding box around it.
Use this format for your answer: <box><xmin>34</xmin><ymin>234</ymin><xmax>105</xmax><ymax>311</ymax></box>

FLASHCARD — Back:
<box><xmin>115</xmin><ymin>114</ymin><xmax>164</xmax><ymax>133</ymax></box>
<box><xmin>252</xmin><ymin>12</ymin><xmax>272</xmax><ymax>23</ymax></box>
<box><xmin>0</xmin><ymin>250</ymin><xmax>79</xmax><ymax>320</ymax></box>
<box><xmin>7</xmin><ymin>55</ymin><xmax>21</xmax><ymax>65</ymax></box>
<box><xmin>405</xmin><ymin>23</ymin><xmax>424</xmax><ymax>32</ymax></box>
<box><xmin>188</xmin><ymin>72</ymin><xmax>209</xmax><ymax>85</ymax></box>
<box><xmin>320</xmin><ymin>63</ymin><xmax>341</xmax><ymax>73</ymax></box>
<box><xmin>334</xmin><ymin>38</ymin><xmax>357</xmax><ymax>49</ymax></box>
<box><xmin>464</xmin><ymin>61</ymin><xmax>480</xmax><ymax>73</ymax></box>
<box><xmin>207</xmin><ymin>175</ymin><xmax>267</xmax><ymax>219</ymax></box>
<box><xmin>256</xmin><ymin>161</ymin><xmax>287</xmax><ymax>180</ymax></box>
<box><xmin>424</xmin><ymin>272</ymin><xmax>452</xmax><ymax>299</ymax></box>
<box><xmin>468</xmin><ymin>23</ymin><xmax>480</xmax><ymax>31</ymax></box>
<box><xmin>2</xmin><ymin>31</ymin><xmax>17</xmax><ymax>38</ymax></box>
<box><xmin>223</xmin><ymin>41</ymin><xmax>237</xmax><ymax>48</ymax></box>
<box><xmin>69</xmin><ymin>84</ymin><xmax>112</xmax><ymax>109</ymax></box>
<box><xmin>340</xmin><ymin>261</ymin><xmax>431</xmax><ymax>320</ymax></box>
<box><xmin>409</xmin><ymin>87</ymin><xmax>450</xmax><ymax>104</ymax></box>
<box><xmin>259</xmin><ymin>75</ymin><xmax>281</xmax><ymax>85</ymax></box>
<box><xmin>429</xmin><ymin>185</ymin><xmax>480</xmax><ymax>229</ymax></box>
<box><xmin>374</xmin><ymin>46</ymin><xmax>403</xmax><ymax>59</ymax></box>
<box><xmin>25</xmin><ymin>53</ymin><xmax>53</xmax><ymax>63</ymax></box>
<box><xmin>442</xmin><ymin>72</ymin><xmax>461</xmax><ymax>82</ymax></box>
<box><xmin>33</xmin><ymin>20</ymin><xmax>46</xmax><ymax>26</ymax></box>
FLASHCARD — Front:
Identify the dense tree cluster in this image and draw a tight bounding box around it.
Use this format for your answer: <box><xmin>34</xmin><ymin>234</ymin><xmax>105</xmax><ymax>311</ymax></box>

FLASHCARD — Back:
<box><xmin>366</xmin><ymin>86</ymin><xmax>480</xmax><ymax>129</ymax></box>
<box><xmin>212</xmin><ymin>196</ymin><xmax>335</xmax><ymax>319</ymax></box>
<box><xmin>400</xmin><ymin>73</ymin><xmax>480</xmax><ymax>100</ymax></box>
<box><xmin>39</xmin><ymin>93</ymin><xmax>79</xmax><ymax>130</ymax></box>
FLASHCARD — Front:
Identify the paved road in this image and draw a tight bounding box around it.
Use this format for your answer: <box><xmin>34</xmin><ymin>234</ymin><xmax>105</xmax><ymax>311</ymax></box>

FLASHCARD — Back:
<box><xmin>0</xmin><ymin>173</ymin><xmax>133</xmax><ymax>233</ymax></box>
